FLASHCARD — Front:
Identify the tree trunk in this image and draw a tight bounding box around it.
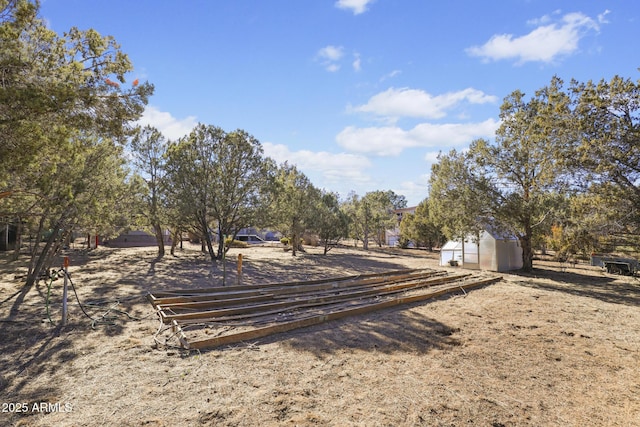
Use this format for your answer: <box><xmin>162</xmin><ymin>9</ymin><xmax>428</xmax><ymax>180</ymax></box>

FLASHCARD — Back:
<box><xmin>199</xmin><ymin>218</ymin><xmax>216</xmax><ymax>262</ymax></box>
<box><xmin>170</xmin><ymin>229</ymin><xmax>180</xmax><ymax>256</ymax></box>
<box><xmin>14</xmin><ymin>217</ymin><xmax>68</xmax><ymax>318</ymax></box>
<box><xmin>11</xmin><ymin>217</ymin><xmax>22</xmax><ymax>261</ymax></box>
<box><xmin>290</xmin><ymin>217</ymin><xmax>299</xmax><ymax>256</ymax></box>
<box><xmin>25</xmin><ymin>226</ymin><xmax>61</xmax><ymax>288</ymax></box>
<box><xmin>362</xmin><ymin>227</ymin><xmax>369</xmax><ymax>250</ymax></box>
<box><xmin>27</xmin><ymin>213</ymin><xmax>48</xmax><ymax>279</ymax></box>
<box><xmin>291</xmin><ymin>230</ymin><xmax>297</xmax><ymax>256</ymax></box>
<box><xmin>216</xmin><ymin>225</ymin><xmax>224</xmax><ymax>260</ymax></box>
<box><xmin>520</xmin><ymin>193</ymin><xmax>534</xmax><ymax>272</ymax></box>
<box><xmin>153</xmin><ymin>223</ymin><xmax>165</xmax><ymax>258</ymax></box>
<box><xmin>520</xmin><ymin>233</ymin><xmax>533</xmax><ymax>272</ymax></box>
<box><xmin>205</xmin><ymin>235</ymin><xmax>215</xmax><ymax>261</ymax></box>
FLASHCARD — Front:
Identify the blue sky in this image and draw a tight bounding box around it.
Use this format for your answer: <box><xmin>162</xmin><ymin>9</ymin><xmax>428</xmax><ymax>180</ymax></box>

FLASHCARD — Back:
<box><xmin>40</xmin><ymin>0</ymin><xmax>639</xmax><ymax>206</ymax></box>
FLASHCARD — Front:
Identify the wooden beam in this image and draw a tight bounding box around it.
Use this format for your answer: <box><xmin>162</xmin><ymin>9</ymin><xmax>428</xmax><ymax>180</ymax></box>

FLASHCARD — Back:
<box><xmin>156</xmin><ymin>294</ymin><xmax>276</xmax><ymax>310</ymax></box>
<box><xmin>149</xmin><ymin>268</ymin><xmax>421</xmax><ymax>297</ymax></box>
<box><xmin>185</xmin><ymin>276</ymin><xmax>502</xmax><ymax>350</ymax></box>
<box><xmin>152</xmin><ymin>270</ymin><xmax>449</xmax><ymax>309</ymax></box>
<box><xmin>157</xmin><ymin>273</ymin><xmax>470</xmax><ymax>323</ymax></box>
<box><xmin>148</xmin><ymin>289</ymin><xmax>271</xmax><ymax>306</ymax></box>
<box><xmin>149</xmin><ymin>269</ymin><xmax>444</xmax><ymax>306</ymax></box>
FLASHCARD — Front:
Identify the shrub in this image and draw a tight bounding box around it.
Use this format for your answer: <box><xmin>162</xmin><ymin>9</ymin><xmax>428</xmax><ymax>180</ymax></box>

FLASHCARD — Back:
<box><xmin>225</xmin><ymin>238</ymin><xmax>248</xmax><ymax>249</ymax></box>
<box><xmin>397</xmin><ymin>237</ymin><xmax>411</xmax><ymax>249</ymax></box>
<box><xmin>303</xmin><ymin>234</ymin><xmax>319</xmax><ymax>246</ymax></box>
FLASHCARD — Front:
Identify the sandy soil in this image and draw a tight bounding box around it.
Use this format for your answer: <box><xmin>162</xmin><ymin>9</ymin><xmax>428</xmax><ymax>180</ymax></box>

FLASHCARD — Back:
<box><xmin>0</xmin><ymin>243</ymin><xmax>639</xmax><ymax>426</ymax></box>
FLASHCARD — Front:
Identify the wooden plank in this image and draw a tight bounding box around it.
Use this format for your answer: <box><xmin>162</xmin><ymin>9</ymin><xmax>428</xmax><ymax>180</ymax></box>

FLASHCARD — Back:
<box><xmin>156</xmin><ymin>294</ymin><xmax>277</xmax><ymax>310</ymax></box>
<box><xmin>149</xmin><ymin>289</ymin><xmax>271</xmax><ymax>305</ymax></box>
<box><xmin>185</xmin><ymin>276</ymin><xmax>502</xmax><ymax>350</ymax></box>
<box><xmin>150</xmin><ymin>269</ymin><xmax>420</xmax><ymax>297</ymax></box>
<box><xmin>158</xmin><ymin>273</ymin><xmax>471</xmax><ymax>323</ymax></box>
<box><xmin>155</xmin><ymin>270</ymin><xmax>451</xmax><ymax>311</ymax></box>
<box><xmin>150</xmin><ymin>269</ymin><xmax>445</xmax><ymax>306</ymax></box>
<box><xmin>170</xmin><ymin>275</ymin><xmax>472</xmax><ymax>324</ymax></box>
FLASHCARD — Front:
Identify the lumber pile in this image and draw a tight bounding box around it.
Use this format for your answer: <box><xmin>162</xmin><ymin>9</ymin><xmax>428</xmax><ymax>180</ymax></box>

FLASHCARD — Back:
<box><xmin>148</xmin><ymin>268</ymin><xmax>501</xmax><ymax>350</ymax></box>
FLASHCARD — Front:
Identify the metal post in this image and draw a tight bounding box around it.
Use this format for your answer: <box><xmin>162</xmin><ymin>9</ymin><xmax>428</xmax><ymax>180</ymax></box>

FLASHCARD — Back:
<box><xmin>62</xmin><ymin>256</ymin><xmax>69</xmax><ymax>326</ymax></box>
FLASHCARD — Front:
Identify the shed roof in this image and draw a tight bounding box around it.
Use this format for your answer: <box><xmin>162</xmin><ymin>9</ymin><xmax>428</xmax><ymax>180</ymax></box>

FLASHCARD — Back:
<box><xmin>483</xmin><ymin>225</ymin><xmax>519</xmax><ymax>241</ymax></box>
<box><xmin>441</xmin><ymin>240</ymin><xmax>462</xmax><ymax>250</ymax></box>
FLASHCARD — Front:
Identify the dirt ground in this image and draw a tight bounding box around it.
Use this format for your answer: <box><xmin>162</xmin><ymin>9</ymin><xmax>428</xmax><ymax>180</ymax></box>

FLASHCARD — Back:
<box><xmin>1</xmin><ymin>243</ymin><xmax>639</xmax><ymax>426</ymax></box>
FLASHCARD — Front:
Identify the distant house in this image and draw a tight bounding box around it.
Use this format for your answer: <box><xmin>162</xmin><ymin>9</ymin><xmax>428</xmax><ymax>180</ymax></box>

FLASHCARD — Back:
<box><xmin>385</xmin><ymin>206</ymin><xmax>417</xmax><ymax>247</ymax></box>
<box><xmin>103</xmin><ymin>230</ymin><xmax>171</xmax><ymax>248</ymax></box>
<box><xmin>440</xmin><ymin>228</ymin><xmax>523</xmax><ymax>272</ymax></box>
<box><xmin>0</xmin><ymin>220</ymin><xmax>18</xmax><ymax>251</ymax></box>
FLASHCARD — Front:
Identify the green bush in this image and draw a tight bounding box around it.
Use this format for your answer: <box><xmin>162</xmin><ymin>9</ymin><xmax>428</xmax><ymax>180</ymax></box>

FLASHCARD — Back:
<box><xmin>303</xmin><ymin>234</ymin><xmax>319</xmax><ymax>246</ymax></box>
<box><xmin>397</xmin><ymin>238</ymin><xmax>411</xmax><ymax>249</ymax></box>
<box><xmin>280</xmin><ymin>237</ymin><xmax>290</xmax><ymax>245</ymax></box>
<box><xmin>224</xmin><ymin>238</ymin><xmax>248</xmax><ymax>248</ymax></box>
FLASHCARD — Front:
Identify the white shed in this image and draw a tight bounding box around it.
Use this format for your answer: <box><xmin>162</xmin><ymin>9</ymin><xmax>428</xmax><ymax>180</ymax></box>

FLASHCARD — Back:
<box><xmin>440</xmin><ymin>229</ymin><xmax>523</xmax><ymax>272</ymax></box>
<box><xmin>440</xmin><ymin>240</ymin><xmax>464</xmax><ymax>265</ymax></box>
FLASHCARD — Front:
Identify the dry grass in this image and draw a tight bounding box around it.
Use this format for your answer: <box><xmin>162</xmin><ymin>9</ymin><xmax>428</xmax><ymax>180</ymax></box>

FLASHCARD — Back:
<box><xmin>1</xmin><ymin>244</ymin><xmax>639</xmax><ymax>426</ymax></box>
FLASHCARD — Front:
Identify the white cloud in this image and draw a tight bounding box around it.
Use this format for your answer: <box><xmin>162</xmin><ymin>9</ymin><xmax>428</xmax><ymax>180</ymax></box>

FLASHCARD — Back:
<box><xmin>335</xmin><ymin>0</ymin><xmax>374</xmax><ymax>15</ymax></box>
<box><xmin>137</xmin><ymin>106</ymin><xmax>197</xmax><ymax>141</ymax></box>
<box><xmin>598</xmin><ymin>10</ymin><xmax>610</xmax><ymax>24</ymax></box>
<box><xmin>317</xmin><ymin>45</ymin><xmax>344</xmax><ymax>61</ymax></box>
<box><xmin>325</xmin><ymin>63</ymin><xmax>341</xmax><ymax>73</ymax></box>
<box><xmin>262</xmin><ymin>142</ymin><xmax>373</xmax><ymax>187</ymax></box>
<box><xmin>423</xmin><ymin>150</ymin><xmax>442</xmax><ymax>164</ymax></box>
<box><xmin>316</xmin><ymin>45</ymin><xmax>345</xmax><ymax>72</ymax></box>
<box><xmin>352</xmin><ymin>87</ymin><xmax>498</xmax><ymax>120</ymax></box>
<box><xmin>380</xmin><ymin>69</ymin><xmax>401</xmax><ymax>82</ymax></box>
<box><xmin>526</xmin><ymin>9</ymin><xmax>561</xmax><ymax>26</ymax></box>
<box><xmin>352</xmin><ymin>53</ymin><xmax>362</xmax><ymax>72</ymax></box>
<box><xmin>336</xmin><ymin>118</ymin><xmax>500</xmax><ymax>157</ymax></box>
<box><xmin>467</xmin><ymin>11</ymin><xmax>604</xmax><ymax>64</ymax></box>
<box><xmin>394</xmin><ymin>174</ymin><xmax>431</xmax><ymax>206</ymax></box>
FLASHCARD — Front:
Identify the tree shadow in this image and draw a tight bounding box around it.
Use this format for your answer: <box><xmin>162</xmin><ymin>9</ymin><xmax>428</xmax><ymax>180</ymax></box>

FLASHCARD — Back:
<box><xmin>0</xmin><ymin>322</ymin><xmax>76</xmax><ymax>397</ymax></box>
<box><xmin>271</xmin><ymin>300</ymin><xmax>464</xmax><ymax>357</ymax></box>
<box><xmin>55</xmin><ymin>248</ymin><xmax>212</xmax><ymax>299</ymax></box>
<box><xmin>0</xmin><ymin>244</ymin><xmax>443</xmax><ymax>402</ymax></box>
<box><xmin>76</xmin><ymin>247</ymin><xmax>419</xmax><ymax>293</ymax></box>
<box><xmin>0</xmin><ymin>336</ymin><xmax>77</xmax><ymax>425</ymax></box>
<box><xmin>239</xmin><ymin>252</ymin><xmax>412</xmax><ymax>286</ymax></box>
<box><xmin>510</xmin><ymin>268</ymin><xmax>640</xmax><ymax>306</ymax></box>
<box><xmin>0</xmin><ymin>249</ymin><xmax>151</xmax><ymax>406</ymax></box>
<box><xmin>1</xmin><ymin>384</ymin><xmax>61</xmax><ymax>425</ymax></box>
